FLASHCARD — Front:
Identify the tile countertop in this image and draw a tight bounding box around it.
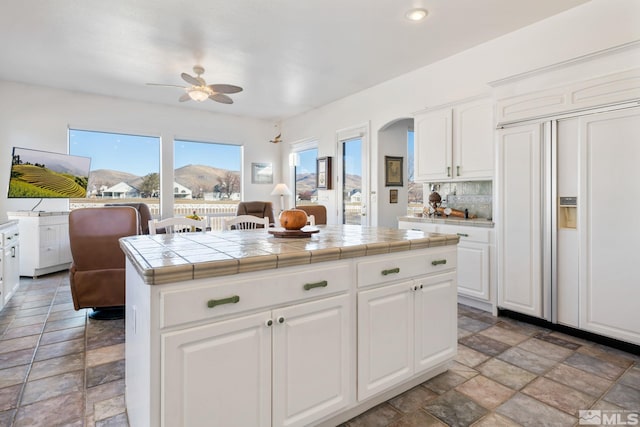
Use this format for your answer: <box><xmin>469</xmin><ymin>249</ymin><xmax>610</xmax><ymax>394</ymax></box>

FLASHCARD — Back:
<box><xmin>119</xmin><ymin>224</ymin><xmax>460</xmax><ymax>285</ymax></box>
<box><xmin>398</xmin><ymin>216</ymin><xmax>495</xmax><ymax>228</ymax></box>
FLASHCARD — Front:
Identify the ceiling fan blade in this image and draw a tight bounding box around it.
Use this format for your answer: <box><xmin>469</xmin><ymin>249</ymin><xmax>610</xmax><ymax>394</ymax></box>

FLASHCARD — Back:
<box><xmin>181</xmin><ymin>73</ymin><xmax>202</xmax><ymax>86</ymax></box>
<box><xmin>146</xmin><ymin>83</ymin><xmax>186</xmax><ymax>88</ymax></box>
<box><xmin>209</xmin><ymin>93</ymin><xmax>233</xmax><ymax>104</ymax></box>
<box><xmin>179</xmin><ymin>93</ymin><xmax>191</xmax><ymax>102</ymax></box>
<box><xmin>208</xmin><ymin>84</ymin><xmax>243</xmax><ymax>94</ymax></box>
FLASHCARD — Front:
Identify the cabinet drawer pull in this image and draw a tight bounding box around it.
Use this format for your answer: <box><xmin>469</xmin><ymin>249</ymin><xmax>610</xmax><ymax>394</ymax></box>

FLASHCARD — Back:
<box><xmin>457</xmin><ymin>165</ymin><xmax>460</xmax><ymax>176</ymax></box>
<box><xmin>431</xmin><ymin>259</ymin><xmax>447</xmax><ymax>266</ymax></box>
<box><xmin>303</xmin><ymin>280</ymin><xmax>328</xmax><ymax>291</ymax></box>
<box><xmin>382</xmin><ymin>267</ymin><xmax>400</xmax><ymax>276</ymax></box>
<box><xmin>447</xmin><ymin>166</ymin><xmax>451</xmax><ymax>177</ymax></box>
<box><xmin>207</xmin><ymin>295</ymin><xmax>240</xmax><ymax>308</ymax></box>
<box><xmin>456</xmin><ymin>233</ymin><xmax>469</xmax><ymax>237</ymax></box>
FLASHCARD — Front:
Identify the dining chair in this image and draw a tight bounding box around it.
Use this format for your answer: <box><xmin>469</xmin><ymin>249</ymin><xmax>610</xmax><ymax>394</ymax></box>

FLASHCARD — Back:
<box><xmin>222</xmin><ymin>215</ymin><xmax>269</xmax><ymax>230</ymax></box>
<box><xmin>148</xmin><ymin>217</ymin><xmax>208</xmax><ymax>235</ymax></box>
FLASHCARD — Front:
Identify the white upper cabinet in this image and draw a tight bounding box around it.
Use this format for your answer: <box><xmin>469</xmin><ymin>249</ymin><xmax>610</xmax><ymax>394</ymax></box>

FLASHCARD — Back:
<box><xmin>414</xmin><ymin>97</ymin><xmax>494</xmax><ymax>181</ymax></box>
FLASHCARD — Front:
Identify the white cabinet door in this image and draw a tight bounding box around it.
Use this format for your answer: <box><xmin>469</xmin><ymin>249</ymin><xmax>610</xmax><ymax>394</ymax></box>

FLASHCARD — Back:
<box><xmin>414</xmin><ymin>272</ymin><xmax>457</xmax><ymax>372</ymax></box>
<box><xmin>162</xmin><ymin>311</ymin><xmax>272</xmax><ymax>427</ymax></box>
<box><xmin>272</xmin><ymin>294</ymin><xmax>351</xmax><ymax>427</ymax></box>
<box><xmin>457</xmin><ymin>242</ymin><xmax>490</xmax><ymax>301</ymax></box>
<box><xmin>357</xmin><ymin>281</ymin><xmax>414</xmax><ymax>401</ymax></box>
<box><xmin>414</xmin><ymin>108</ymin><xmax>453</xmax><ymax>181</ymax></box>
<box><xmin>39</xmin><ymin>223</ymin><xmax>60</xmax><ymax>267</ymax></box>
<box><xmin>497</xmin><ymin>124</ymin><xmax>543</xmax><ymax>318</ymax></box>
<box><xmin>578</xmin><ymin>107</ymin><xmax>640</xmax><ymax>345</ymax></box>
<box><xmin>454</xmin><ymin>98</ymin><xmax>494</xmax><ymax>179</ymax></box>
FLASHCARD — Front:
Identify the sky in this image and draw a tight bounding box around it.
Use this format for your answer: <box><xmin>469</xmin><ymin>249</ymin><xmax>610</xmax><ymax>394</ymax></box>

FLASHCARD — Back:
<box><xmin>69</xmin><ymin>129</ymin><xmax>242</xmax><ymax>176</ymax></box>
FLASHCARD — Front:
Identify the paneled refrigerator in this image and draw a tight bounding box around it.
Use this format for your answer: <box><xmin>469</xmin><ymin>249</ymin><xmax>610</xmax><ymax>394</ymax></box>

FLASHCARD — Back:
<box><xmin>497</xmin><ymin>104</ymin><xmax>640</xmax><ymax>346</ymax></box>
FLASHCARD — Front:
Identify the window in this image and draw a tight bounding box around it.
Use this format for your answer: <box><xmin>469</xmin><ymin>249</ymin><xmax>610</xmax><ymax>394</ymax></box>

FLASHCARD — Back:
<box><xmin>174</xmin><ymin>139</ymin><xmax>242</xmax><ymax>230</ymax></box>
<box><xmin>293</xmin><ymin>147</ymin><xmax>318</xmax><ymax>206</ymax></box>
<box><xmin>407</xmin><ymin>130</ymin><xmax>423</xmax><ymax>215</ymax></box>
<box><xmin>69</xmin><ymin>129</ymin><xmax>160</xmax><ymax>215</ymax></box>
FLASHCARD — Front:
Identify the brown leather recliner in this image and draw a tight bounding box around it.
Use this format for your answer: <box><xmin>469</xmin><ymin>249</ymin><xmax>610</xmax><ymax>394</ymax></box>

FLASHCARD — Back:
<box><xmin>105</xmin><ymin>202</ymin><xmax>153</xmax><ymax>234</ymax></box>
<box><xmin>236</xmin><ymin>201</ymin><xmax>275</xmax><ymax>226</ymax></box>
<box><xmin>68</xmin><ymin>206</ymin><xmax>139</xmax><ymax>320</ymax></box>
<box><xmin>296</xmin><ymin>205</ymin><xmax>327</xmax><ymax>225</ymax></box>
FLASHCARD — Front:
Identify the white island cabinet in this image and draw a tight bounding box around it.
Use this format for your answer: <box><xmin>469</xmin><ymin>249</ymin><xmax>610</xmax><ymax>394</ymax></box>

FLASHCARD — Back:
<box><xmin>121</xmin><ymin>225</ymin><xmax>459</xmax><ymax>427</ymax></box>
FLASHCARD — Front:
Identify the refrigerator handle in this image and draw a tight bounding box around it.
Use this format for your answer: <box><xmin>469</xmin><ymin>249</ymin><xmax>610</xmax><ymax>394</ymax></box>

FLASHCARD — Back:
<box><xmin>543</xmin><ymin>120</ymin><xmax>558</xmax><ymax>323</ymax></box>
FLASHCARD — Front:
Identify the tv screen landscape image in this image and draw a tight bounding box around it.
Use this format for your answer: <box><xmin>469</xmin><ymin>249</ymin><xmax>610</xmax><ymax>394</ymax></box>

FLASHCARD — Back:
<box><xmin>8</xmin><ymin>147</ymin><xmax>91</xmax><ymax>198</ymax></box>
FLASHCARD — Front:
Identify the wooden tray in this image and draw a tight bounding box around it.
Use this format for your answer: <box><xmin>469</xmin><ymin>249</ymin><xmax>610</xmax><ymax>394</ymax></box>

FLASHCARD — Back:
<box><xmin>268</xmin><ymin>227</ymin><xmax>319</xmax><ymax>238</ymax></box>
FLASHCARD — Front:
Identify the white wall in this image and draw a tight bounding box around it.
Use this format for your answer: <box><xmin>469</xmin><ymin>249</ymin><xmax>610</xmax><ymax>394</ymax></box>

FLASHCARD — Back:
<box><xmin>280</xmin><ymin>0</ymin><xmax>640</xmax><ymax>225</ymax></box>
<box><xmin>0</xmin><ymin>81</ymin><xmax>280</xmax><ymax>222</ymax></box>
<box><xmin>377</xmin><ymin>119</ymin><xmax>412</xmax><ymax>228</ymax></box>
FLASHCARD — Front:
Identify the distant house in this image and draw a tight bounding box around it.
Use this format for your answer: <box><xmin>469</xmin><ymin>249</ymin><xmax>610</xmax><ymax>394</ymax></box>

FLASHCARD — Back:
<box><xmin>350</xmin><ymin>191</ymin><xmax>362</xmax><ymax>203</ymax></box>
<box><xmin>101</xmin><ymin>181</ymin><xmax>192</xmax><ymax>199</ymax></box>
<box><xmin>173</xmin><ymin>182</ymin><xmax>192</xmax><ymax>199</ymax></box>
<box><xmin>101</xmin><ymin>182</ymin><xmax>138</xmax><ymax>198</ymax></box>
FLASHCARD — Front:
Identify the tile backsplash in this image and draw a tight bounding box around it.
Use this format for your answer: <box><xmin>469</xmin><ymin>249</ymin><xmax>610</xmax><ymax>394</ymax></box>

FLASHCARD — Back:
<box><xmin>423</xmin><ymin>181</ymin><xmax>493</xmax><ymax>219</ymax></box>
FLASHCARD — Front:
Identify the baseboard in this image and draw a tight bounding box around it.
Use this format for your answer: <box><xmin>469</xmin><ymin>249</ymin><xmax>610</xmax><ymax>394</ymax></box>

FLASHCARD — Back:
<box><xmin>497</xmin><ymin>308</ymin><xmax>640</xmax><ymax>356</ymax></box>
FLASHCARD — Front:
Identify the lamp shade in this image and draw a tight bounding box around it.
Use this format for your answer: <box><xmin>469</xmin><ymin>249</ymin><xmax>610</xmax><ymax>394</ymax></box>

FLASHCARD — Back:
<box><xmin>271</xmin><ymin>183</ymin><xmax>292</xmax><ymax>196</ymax></box>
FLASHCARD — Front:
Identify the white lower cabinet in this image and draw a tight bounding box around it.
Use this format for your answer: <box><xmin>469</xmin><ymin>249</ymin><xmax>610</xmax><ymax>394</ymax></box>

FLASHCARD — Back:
<box><xmin>357</xmin><ymin>271</ymin><xmax>457</xmax><ymax>401</ymax></box>
<box><xmin>162</xmin><ymin>294</ymin><xmax>350</xmax><ymax>427</ymax></box>
<box><xmin>398</xmin><ymin>220</ymin><xmax>494</xmax><ymax>311</ymax></box>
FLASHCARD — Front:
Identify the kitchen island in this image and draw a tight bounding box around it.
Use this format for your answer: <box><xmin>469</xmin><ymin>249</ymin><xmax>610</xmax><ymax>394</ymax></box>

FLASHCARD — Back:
<box><xmin>120</xmin><ymin>225</ymin><xmax>459</xmax><ymax>427</ymax></box>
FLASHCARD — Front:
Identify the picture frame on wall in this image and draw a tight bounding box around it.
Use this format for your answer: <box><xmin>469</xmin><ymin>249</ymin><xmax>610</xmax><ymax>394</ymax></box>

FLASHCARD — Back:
<box><xmin>385</xmin><ymin>156</ymin><xmax>403</xmax><ymax>187</ymax></box>
<box><xmin>317</xmin><ymin>156</ymin><xmax>332</xmax><ymax>190</ymax></box>
<box><xmin>251</xmin><ymin>162</ymin><xmax>273</xmax><ymax>184</ymax></box>
<box><xmin>389</xmin><ymin>189</ymin><xmax>398</xmax><ymax>204</ymax></box>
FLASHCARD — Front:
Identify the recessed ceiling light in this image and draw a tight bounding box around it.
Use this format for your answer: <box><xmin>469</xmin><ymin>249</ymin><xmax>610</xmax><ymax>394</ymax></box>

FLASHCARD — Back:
<box><xmin>405</xmin><ymin>8</ymin><xmax>428</xmax><ymax>21</ymax></box>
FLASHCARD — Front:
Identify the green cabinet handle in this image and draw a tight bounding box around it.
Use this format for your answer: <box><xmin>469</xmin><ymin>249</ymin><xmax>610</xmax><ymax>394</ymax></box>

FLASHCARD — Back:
<box><xmin>447</xmin><ymin>166</ymin><xmax>451</xmax><ymax>177</ymax></box>
<box><xmin>382</xmin><ymin>267</ymin><xmax>400</xmax><ymax>276</ymax></box>
<box><xmin>303</xmin><ymin>280</ymin><xmax>328</xmax><ymax>291</ymax></box>
<box><xmin>457</xmin><ymin>233</ymin><xmax>469</xmax><ymax>237</ymax></box>
<box><xmin>207</xmin><ymin>295</ymin><xmax>240</xmax><ymax>308</ymax></box>
<box><xmin>431</xmin><ymin>259</ymin><xmax>447</xmax><ymax>266</ymax></box>
<box><xmin>457</xmin><ymin>165</ymin><xmax>460</xmax><ymax>176</ymax></box>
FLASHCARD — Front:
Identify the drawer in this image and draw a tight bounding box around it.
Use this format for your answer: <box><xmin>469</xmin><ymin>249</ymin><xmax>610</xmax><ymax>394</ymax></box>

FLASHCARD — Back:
<box><xmin>160</xmin><ymin>262</ymin><xmax>352</xmax><ymax>328</ymax></box>
<box><xmin>438</xmin><ymin>225</ymin><xmax>491</xmax><ymax>244</ymax></box>
<box><xmin>357</xmin><ymin>247</ymin><xmax>456</xmax><ymax>288</ymax></box>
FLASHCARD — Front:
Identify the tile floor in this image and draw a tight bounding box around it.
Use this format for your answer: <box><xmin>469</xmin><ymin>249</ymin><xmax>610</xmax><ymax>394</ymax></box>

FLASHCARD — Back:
<box><xmin>0</xmin><ymin>272</ymin><xmax>638</xmax><ymax>427</ymax></box>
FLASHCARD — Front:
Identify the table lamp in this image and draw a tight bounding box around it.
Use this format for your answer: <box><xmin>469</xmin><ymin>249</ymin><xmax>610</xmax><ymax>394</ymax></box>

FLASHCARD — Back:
<box><xmin>271</xmin><ymin>183</ymin><xmax>292</xmax><ymax>212</ymax></box>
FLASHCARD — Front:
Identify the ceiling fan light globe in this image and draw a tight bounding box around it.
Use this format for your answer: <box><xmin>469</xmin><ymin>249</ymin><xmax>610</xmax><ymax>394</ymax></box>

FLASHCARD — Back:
<box><xmin>188</xmin><ymin>88</ymin><xmax>209</xmax><ymax>102</ymax></box>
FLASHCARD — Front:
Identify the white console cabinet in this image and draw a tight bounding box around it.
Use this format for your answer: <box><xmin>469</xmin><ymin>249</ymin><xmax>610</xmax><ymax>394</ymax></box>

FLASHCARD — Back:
<box><xmin>7</xmin><ymin>212</ymin><xmax>72</xmax><ymax>278</ymax></box>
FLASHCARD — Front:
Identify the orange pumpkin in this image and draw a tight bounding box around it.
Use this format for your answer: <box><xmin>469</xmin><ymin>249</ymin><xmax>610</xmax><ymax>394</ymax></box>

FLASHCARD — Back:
<box><xmin>279</xmin><ymin>209</ymin><xmax>308</xmax><ymax>230</ymax></box>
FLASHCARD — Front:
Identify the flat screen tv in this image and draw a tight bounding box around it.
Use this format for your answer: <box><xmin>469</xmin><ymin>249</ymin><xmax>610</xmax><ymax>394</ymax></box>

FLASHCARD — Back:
<box><xmin>8</xmin><ymin>147</ymin><xmax>91</xmax><ymax>198</ymax></box>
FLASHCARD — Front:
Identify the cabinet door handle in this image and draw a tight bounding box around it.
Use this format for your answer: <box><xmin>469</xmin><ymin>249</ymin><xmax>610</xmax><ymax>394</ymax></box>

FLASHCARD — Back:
<box><xmin>431</xmin><ymin>259</ymin><xmax>447</xmax><ymax>266</ymax></box>
<box><xmin>381</xmin><ymin>267</ymin><xmax>400</xmax><ymax>276</ymax></box>
<box><xmin>207</xmin><ymin>295</ymin><xmax>240</xmax><ymax>308</ymax></box>
<box><xmin>277</xmin><ymin>316</ymin><xmax>285</xmax><ymax>324</ymax></box>
<box><xmin>457</xmin><ymin>165</ymin><xmax>460</xmax><ymax>176</ymax></box>
<box><xmin>265</xmin><ymin>319</ymin><xmax>273</xmax><ymax>327</ymax></box>
<box><xmin>447</xmin><ymin>166</ymin><xmax>451</xmax><ymax>177</ymax></box>
<box><xmin>303</xmin><ymin>280</ymin><xmax>328</xmax><ymax>291</ymax></box>
<box><xmin>456</xmin><ymin>233</ymin><xmax>469</xmax><ymax>237</ymax></box>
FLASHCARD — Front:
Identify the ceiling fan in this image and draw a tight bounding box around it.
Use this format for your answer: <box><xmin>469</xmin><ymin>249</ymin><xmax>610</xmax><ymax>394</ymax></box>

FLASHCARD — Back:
<box><xmin>147</xmin><ymin>65</ymin><xmax>243</xmax><ymax>104</ymax></box>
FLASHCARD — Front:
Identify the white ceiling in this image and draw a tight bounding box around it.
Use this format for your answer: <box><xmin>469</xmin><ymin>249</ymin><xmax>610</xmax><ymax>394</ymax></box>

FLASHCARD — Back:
<box><xmin>0</xmin><ymin>0</ymin><xmax>590</xmax><ymax>121</ymax></box>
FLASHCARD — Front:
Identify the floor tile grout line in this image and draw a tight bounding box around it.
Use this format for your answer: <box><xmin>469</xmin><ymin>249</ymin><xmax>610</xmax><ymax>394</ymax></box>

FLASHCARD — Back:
<box><xmin>8</xmin><ymin>277</ymin><xmax>62</xmax><ymax>425</ymax></box>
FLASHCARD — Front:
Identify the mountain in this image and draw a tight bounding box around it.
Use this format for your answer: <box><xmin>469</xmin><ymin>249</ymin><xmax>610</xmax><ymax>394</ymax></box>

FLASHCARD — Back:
<box><xmin>88</xmin><ymin>169</ymin><xmax>138</xmax><ymax>190</ymax></box>
<box><xmin>174</xmin><ymin>164</ymin><xmax>240</xmax><ymax>194</ymax></box>
<box><xmin>88</xmin><ymin>165</ymin><xmax>240</xmax><ymax>195</ymax></box>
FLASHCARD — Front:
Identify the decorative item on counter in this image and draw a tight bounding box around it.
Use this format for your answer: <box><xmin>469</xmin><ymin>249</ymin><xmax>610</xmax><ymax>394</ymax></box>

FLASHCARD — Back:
<box><xmin>428</xmin><ymin>190</ymin><xmax>442</xmax><ymax>216</ymax></box>
<box><xmin>435</xmin><ymin>207</ymin><xmax>476</xmax><ymax>219</ymax></box>
<box><xmin>279</xmin><ymin>209</ymin><xmax>308</xmax><ymax>230</ymax></box>
<box><xmin>186</xmin><ymin>210</ymin><xmax>202</xmax><ymax>221</ymax></box>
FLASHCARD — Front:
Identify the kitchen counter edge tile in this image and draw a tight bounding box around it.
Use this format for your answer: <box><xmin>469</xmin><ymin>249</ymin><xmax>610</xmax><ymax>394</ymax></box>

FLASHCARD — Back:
<box><xmin>398</xmin><ymin>215</ymin><xmax>494</xmax><ymax>228</ymax></box>
<box><xmin>119</xmin><ymin>224</ymin><xmax>459</xmax><ymax>285</ymax></box>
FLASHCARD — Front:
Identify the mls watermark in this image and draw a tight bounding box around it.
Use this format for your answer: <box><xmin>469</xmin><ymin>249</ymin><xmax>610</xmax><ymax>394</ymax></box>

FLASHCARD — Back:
<box><xmin>579</xmin><ymin>410</ymin><xmax>639</xmax><ymax>425</ymax></box>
